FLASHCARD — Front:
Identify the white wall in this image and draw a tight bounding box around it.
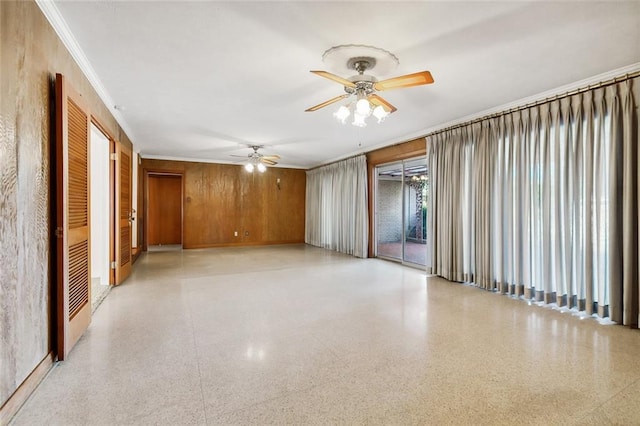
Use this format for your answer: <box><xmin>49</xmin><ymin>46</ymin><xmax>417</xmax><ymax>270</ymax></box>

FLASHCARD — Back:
<box><xmin>90</xmin><ymin>124</ymin><xmax>110</xmax><ymax>285</ymax></box>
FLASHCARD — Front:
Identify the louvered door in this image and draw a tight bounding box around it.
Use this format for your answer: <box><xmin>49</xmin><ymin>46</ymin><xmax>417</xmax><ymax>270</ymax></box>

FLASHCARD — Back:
<box><xmin>115</xmin><ymin>142</ymin><xmax>132</xmax><ymax>284</ymax></box>
<box><xmin>55</xmin><ymin>73</ymin><xmax>91</xmax><ymax>360</ymax></box>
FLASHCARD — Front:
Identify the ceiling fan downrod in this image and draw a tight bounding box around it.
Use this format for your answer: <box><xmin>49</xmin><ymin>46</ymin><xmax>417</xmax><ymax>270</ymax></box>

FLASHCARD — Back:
<box><xmin>347</xmin><ymin>56</ymin><xmax>377</xmax><ymax>75</ymax></box>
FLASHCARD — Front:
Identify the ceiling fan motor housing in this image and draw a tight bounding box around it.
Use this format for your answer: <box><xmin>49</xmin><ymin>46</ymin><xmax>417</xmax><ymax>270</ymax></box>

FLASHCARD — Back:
<box><xmin>347</xmin><ymin>56</ymin><xmax>377</xmax><ymax>73</ymax></box>
<box><xmin>345</xmin><ymin>78</ymin><xmax>376</xmax><ymax>95</ymax></box>
<box><xmin>344</xmin><ymin>57</ymin><xmax>378</xmax><ymax>94</ymax></box>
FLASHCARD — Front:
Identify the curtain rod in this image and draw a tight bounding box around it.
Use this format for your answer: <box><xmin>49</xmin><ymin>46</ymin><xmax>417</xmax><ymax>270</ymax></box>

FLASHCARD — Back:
<box><xmin>309</xmin><ymin>136</ymin><xmax>427</xmax><ymax>171</ymax></box>
<box><xmin>428</xmin><ymin>70</ymin><xmax>640</xmax><ymax>138</ymax></box>
<box><xmin>307</xmin><ymin>152</ymin><xmax>366</xmax><ymax>171</ymax></box>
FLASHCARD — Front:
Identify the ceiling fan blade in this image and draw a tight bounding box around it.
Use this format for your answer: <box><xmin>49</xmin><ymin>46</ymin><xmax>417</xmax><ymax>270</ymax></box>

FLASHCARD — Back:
<box><xmin>374</xmin><ymin>71</ymin><xmax>434</xmax><ymax>91</ymax></box>
<box><xmin>261</xmin><ymin>159</ymin><xmax>278</xmax><ymax>166</ymax></box>
<box><xmin>261</xmin><ymin>154</ymin><xmax>281</xmax><ymax>160</ymax></box>
<box><xmin>305</xmin><ymin>94</ymin><xmax>349</xmax><ymax>112</ymax></box>
<box><xmin>310</xmin><ymin>70</ymin><xmax>357</xmax><ymax>88</ymax></box>
<box><xmin>368</xmin><ymin>94</ymin><xmax>397</xmax><ymax>113</ymax></box>
<box><xmin>230</xmin><ymin>154</ymin><xmax>249</xmax><ymax>158</ymax></box>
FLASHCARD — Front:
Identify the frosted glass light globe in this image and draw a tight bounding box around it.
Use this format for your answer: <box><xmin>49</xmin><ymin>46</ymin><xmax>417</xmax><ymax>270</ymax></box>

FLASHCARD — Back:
<box><xmin>352</xmin><ymin>113</ymin><xmax>367</xmax><ymax>127</ymax></box>
<box><xmin>333</xmin><ymin>105</ymin><xmax>350</xmax><ymax>124</ymax></box>
<box><xmin>372</xmin><ymin>105</ymin><xmax>389</xmax><ymax>123</ymax></box>
<box><xmin>356</xmin><ymin>98</ymin><xmax>371</xmax><ymax>116</ymax></box>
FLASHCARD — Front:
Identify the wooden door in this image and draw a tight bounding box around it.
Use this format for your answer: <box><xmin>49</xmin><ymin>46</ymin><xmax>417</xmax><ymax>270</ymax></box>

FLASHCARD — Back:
<box><xmin>148</xmin><ymin>175</ymin><xmax>182</xmax><ymax>245</ymax></box>
<box><xmin>55</xmin><ymin>73</ymin><xmax>91</xmax><ymax>360</ymax></box>
<box><xmin>115</xmin><ymin>142</ymin><xmax>132</xmax><ymax>284</ymax></box>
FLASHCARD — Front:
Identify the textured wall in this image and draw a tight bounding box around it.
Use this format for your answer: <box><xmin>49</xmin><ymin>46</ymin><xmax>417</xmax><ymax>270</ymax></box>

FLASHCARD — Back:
<box><xmin>141</xmin><ymin>159</ymin><xmax>306</xmax><ymax>249</ymax></box>
<box><xmin>0</xmin><ymin>1</ymin><xmax>133</xmax><ymax>408</ymax></box>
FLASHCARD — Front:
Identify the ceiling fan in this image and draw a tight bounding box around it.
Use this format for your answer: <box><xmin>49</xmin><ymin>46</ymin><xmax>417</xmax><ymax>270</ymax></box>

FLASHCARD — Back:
<box><xmin>232</xmin><ymin>145</ymin><xmax>280</xmax><ymax>172</ymax></box>
<box><xmin>305</xmin><ymin>55</ymin><xmax>434</xmax><ymax>125</ymax></box>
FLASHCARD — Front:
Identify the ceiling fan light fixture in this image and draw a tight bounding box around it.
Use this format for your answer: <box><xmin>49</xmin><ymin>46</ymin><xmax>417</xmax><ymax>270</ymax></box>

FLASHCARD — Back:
<box><xmin>237</xmin><ymin>146</ymin><xmax>279</xmax><ymax>172</ymax></box>
<box><xmin>333</xmin><ymin>105</ymin><xmax>351</xmax><ymax>124</ymax></box>
<box><xmin>352</xmin><ymin>113</ymin><xmax>367</xmax><ymax>127</ymax></box>
<box><xmin>308</xmin><ymin>47</ymin><xmax>434</xmax><ymax>129</ymax></box>
<box><xmin>372</xmin><ymin>105</ymin><xmax>390</xmax><ymax>123</ymax></box>
<box><xmin>356</xmin><ymin>98</ymin><xmax>371</xmax><ymax>116</ymax></box>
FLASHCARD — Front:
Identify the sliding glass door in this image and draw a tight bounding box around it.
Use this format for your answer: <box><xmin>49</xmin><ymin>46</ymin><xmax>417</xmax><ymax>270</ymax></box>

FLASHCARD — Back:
<box><xmin>375</xmin><ymin>157</ymin><xmax>428</xmax><ymax>267</ymax></box>
<box><xmin>376</xmin><ymin>163</ymin><xmax>404</xmax><ymax>261</ymax></box>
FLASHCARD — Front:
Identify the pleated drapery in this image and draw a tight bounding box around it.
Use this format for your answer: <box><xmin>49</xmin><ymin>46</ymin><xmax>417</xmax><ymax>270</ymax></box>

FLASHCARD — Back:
<box><xmin>305</xmin><ymin>155</ymin><xmax>369</xmax><ymax>258</ymax></box>
<box><xmin>427</xmin><ymin>77</ymin><xmax>639</xmax><ymax>327</ymax></box>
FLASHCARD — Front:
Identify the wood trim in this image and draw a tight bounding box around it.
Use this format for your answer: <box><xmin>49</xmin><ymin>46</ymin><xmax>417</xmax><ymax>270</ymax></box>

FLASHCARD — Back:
<box><xmin>147</xmin><ymin>174</ymin><xmax>183</xmax><ymax>246</ymax></box>
<box><xmin>109</xmin><ymin>139</ymin><xmax>115</xmax><ymax>285</ymax></box>
<box><xmin>142</xmin><ymin>169</ymin><xmax>184</xmax><ymax>252</ymax></box>
<box><xmin>0</xmin><ymin>352</ymin><xmax>55</xmax><ymax>425</ymax></box>
<box><xmin>54</xmin><ymin>74</ymin><xmax>66</xmax><ymax>361</ymax></box>
<box><xmin>366</xmin><ymin>137</ymin><xmax>426</xmax><ymax>166</ymax></box>
<box><xmin>136</xmin><ymin>154</ymin><xmax>144</xmax><ymax>251</ymax></box>
<box><xmin>132</xmin><ymin>247</ymin><xmax>142</xmax><ymax>264</ymax></box>
<box><xmin>91</xmin><ymin>116</ymin><xmax>117</xmax><ymax>285</ymax></box>
<box><xmin>89</xmin><ymin>116</ymin><xmax>115</xmax><ymax>143</ymax></box>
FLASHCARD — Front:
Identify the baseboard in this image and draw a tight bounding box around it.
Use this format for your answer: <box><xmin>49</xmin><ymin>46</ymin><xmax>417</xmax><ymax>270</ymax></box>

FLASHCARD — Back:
<box><xmin>184</xmin><ymin>240</ymin><xmax>305</xmax><ymax>249</ymax></box>
<box><xmin>0</xmin><ymin>352</ymin><xmax>55</xmax><ymax>425</ymax></box>
<box><xmin>132</xmin><ymin>246</ymin><xmax>142</xmax><ymax>264</ymax></box>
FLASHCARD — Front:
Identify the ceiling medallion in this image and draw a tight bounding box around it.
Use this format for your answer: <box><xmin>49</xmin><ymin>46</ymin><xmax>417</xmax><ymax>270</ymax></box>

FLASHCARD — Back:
<box><xmin>322</xmin><ymin>44</ymin><xmax>400</xmax><ymax>76</ymax></box>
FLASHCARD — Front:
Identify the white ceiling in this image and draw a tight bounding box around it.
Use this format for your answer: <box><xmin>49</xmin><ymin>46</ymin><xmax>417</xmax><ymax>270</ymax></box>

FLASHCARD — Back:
<box><xmin>50</xmin><ymin>1</ymin><xmax>640</xmax><ymax>169</ymax></box>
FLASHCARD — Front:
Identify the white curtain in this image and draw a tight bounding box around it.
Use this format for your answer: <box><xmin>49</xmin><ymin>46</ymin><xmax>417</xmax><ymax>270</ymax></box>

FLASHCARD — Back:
<box><xmin>428</xmin><ymin>77</ymin><xmax>639</xmax><ymax>326</ymax></box>
<box><xmin>305</xmin><ymin>155</ymin><xmax>368</xmax><ymax>258</ymax></box>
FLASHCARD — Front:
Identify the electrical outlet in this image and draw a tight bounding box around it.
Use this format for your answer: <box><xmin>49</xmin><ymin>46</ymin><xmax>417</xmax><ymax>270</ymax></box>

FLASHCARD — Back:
<box><xmin>245</xmin><ymin>231</ymin><xmax>249</xmax><ymax>236</ymax></box>
<box><xmin>234</xmin><ymin>231</ymin><xmax>238</xmax><ymax>237</ymax></box>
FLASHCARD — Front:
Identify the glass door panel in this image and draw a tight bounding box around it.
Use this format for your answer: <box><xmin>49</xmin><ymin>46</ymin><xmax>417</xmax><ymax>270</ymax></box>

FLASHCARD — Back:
<box><xmin>376</xmin><ymin>163</ymin><xmax>403</xmax><ymax>261</ymax></box>
<box><xmin>403</xmin><ymin>158</ymin><xmax>427</xmax><ymax>266</ymax></box>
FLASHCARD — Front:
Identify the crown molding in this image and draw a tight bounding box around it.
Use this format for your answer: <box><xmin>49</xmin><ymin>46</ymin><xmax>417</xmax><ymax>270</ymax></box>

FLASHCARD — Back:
<box><xmin>140</xmin><ymin>154</ymin><xmax>305</xmax><ymax>170</ymax></box>
<box><xmin>36</xmin><ymin>0</ymin><xmax>137</xmax><ymax>144</ymax></box>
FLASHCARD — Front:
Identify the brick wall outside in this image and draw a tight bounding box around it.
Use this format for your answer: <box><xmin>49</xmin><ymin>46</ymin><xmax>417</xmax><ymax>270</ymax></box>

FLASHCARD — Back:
<box><xmin>376</xmin><ymin>179</ymin><xmax>403</xmax><ymax>243</ymax></box>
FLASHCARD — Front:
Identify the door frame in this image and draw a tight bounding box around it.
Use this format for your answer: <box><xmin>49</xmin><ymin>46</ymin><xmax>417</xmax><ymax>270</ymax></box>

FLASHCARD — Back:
<box><xmin>88</xmin><ymin>118</ymin><xmax>134</xmax><ymax>285</ymax></box>
<box><xmin>89</xmin><ymin>118</ymin><xmax>116</xmax><ymax>285</ymax></box>
<box><xmin>373</xmin><ymin>161</ymin><xmax>404</xmax><ymax>262</ymax></box>
<box><xmin>373</xmin><ymin>156</ymin><xmax>428</xmax><ymax>269</ymax></box>
<box><xmin>143</xmin><ymin>169</ymin><xmax>184</xmax><ymax>252</ymax></box>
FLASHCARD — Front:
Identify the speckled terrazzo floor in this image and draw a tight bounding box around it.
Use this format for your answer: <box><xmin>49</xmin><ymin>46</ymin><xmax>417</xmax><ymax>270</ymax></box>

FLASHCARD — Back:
<box><xmin>11</xmin><ymin>244</ymin><xmax>640</xmax><ymax>425</ymax></box>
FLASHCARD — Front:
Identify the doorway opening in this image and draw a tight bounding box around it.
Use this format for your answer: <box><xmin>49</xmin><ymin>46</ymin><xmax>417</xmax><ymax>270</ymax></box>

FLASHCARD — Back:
<box><xmin>375</xmin><ymin>157</ymin><xmax>428</xmax><ymax>267</ymax></box>
<box><xmin>146</xmin><ymin>173</ymin><xmax>183</xmax><ymax>251</ymax></box>
<box><xmin>89</xmin><ymin>123</ymin><xmax>111</xmax><ymax>310</ymax></box>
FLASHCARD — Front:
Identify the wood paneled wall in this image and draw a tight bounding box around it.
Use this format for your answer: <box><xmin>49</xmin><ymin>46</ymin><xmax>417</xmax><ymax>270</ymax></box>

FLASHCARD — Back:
<box><xmin>366</xmin><ymin>137</ymin><xmax>427</xmax><ymax>257</ymax></box>
<box><xmin>141</xmin><ymin>159</ymin><xmax>306</xmax><ymax>249</ymax></box>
